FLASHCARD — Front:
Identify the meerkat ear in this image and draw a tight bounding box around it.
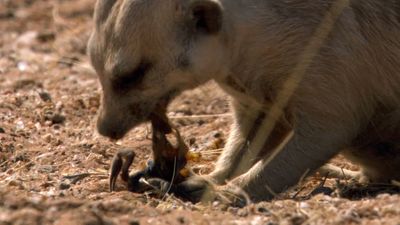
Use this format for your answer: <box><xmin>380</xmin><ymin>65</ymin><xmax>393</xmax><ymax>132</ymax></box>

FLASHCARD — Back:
<box><xmin>189</xmin><ymin>0</ymin><xmax>222</xmax><ymax>34</ymax></box>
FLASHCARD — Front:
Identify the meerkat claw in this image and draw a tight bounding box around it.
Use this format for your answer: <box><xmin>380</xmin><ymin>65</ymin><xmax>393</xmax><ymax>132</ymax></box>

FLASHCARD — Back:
<box><xmin>109</xmin><ymin>149</ymin><xmax>135</xmax><ymax>192</ymax></box>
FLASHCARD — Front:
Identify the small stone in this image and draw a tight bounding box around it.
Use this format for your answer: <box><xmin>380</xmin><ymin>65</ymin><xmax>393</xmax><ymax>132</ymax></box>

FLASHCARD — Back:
<box><xmin>38</xmin><ymin>165</ymin><xmax>54</xmax><ymax>173</ymax></box>
<box><xmin>17</xmin><ymin>61</ymin><xmax>28</xmax><ymax>72</ymax></box>
<box><xmin>13</xmin><ymin>152</ymin><xmax>28</xmax><ymax>162</ymax></box>
<box><xmin>88</xmin><ymin>96</ymin><xmax>100</xmax><ymax>108</ymax></box>
<box><xmin>177</xmin><ymin>217</ymin><xmax>185</xmax><ymax>224</ymax></box>
<box><xmin>212</xmin><ymin>201</ymin><xmax>220</xmax><ymax>207</ymax></box>
<box><xmin>197</xmin><ymin>120</ymin><xmax>205</xmax><ymax>126</ymax></box>
<box><xmin>15</xmin><ymin>120</ymin><xmax>24</xmax><ymax>131</ymax></box>
<box><xmin>51</xmin><ymin>114</ymin><xmax>66</xmax><ymax>124</ymax></box>
<box><xmin>51</xmin><ymin>138</ymin><xmax>63</xmax><ymax>146</ymax></box>
<box><xmin>227</xmin><ymin>207</ymin><xmax>239</xmax><ymax>214</ymax></box>
<box><xmin>43</xmin><ymin>133</ymin><xmax>53</xmax><ymax>142</ymax></box>
<box><xmin>265</xmin><ymin>222</ymin><xmax>279</xmax><ymax>225</ymax></box>
<box><xmin>38</xmin><ymin>91</ymin><xmax>52</xmax><ymax>102</ymax></box>
<box><xmin>0</xmin><ymin>127</ymin><xmax>5</xmax><ymax>133</ymax></box>
<box><xmin>8</xmin><ymin>180</ymin><xmax>20</xmax><ymax>187</ymax></box>
<box><xmin>189</xmin><ymin>137</ymin><xmax>196</xmax><ymax>146</ymax></box>
<box><xmin>289</xmin><ymin>214</ymin><xmax>307</xmax><ymax>225</ymax></box>
<box><xmin>237</xmin><ymin>208</ymin><xmax>249</xmax><ymax>217</ymax></box>
<box><xmin>55</xmin><ymin>101</ymin><xmax>64</xmax><ymax>111</ymax></box>
<box><xmin>212</xmin><ymin>131</ymin><xmax>222</xmax><ymax>138</ymax></box>
<box><xmin>299</xmin><ymin>202</ymin><xmax>309</xmax><ymax>209</ymax></box>
<box><xmin>256</xmin><ymin>206</ymin><xmax>271</xmax><ymax>215</ymax></box>
<box><xmin>59</xmin><ymin>182</ymin><xmax>71</xmax><ymax>190</ymax></box>
<box><xmin>129</xmin><ymin>219</ymin><xmax>140</xmax><ymax>225</ymax></box>
<box><xmin>34</xmin><ymin>122</ymin><xmax>41</xmax><ymax>130</ymax></box>
<box><xmin>37</xmin><ymin>31</ymin><xmax>55</xmax><ymax>42</ymax></box>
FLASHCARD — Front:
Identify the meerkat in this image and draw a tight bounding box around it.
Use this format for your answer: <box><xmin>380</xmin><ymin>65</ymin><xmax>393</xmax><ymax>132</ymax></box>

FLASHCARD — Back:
<box><xmin>88</xmin><ymin>0</ymin><xmax>400</xmax><ymax>203</ymax></box>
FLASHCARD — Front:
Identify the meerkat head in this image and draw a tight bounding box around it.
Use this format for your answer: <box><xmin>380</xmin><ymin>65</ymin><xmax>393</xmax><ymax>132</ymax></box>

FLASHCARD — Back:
<box><xmin>88</xmin><ymin>0</ymin><xmax>228</xmax><ymax>139</ymax></box>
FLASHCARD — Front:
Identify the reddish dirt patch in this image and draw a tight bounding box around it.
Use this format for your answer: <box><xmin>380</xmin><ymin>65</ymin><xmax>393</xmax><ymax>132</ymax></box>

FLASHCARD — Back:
<box><xmin>1</xmin><ymin>1</ymin><xmax>399</xmax><ymax>224</ymax></box>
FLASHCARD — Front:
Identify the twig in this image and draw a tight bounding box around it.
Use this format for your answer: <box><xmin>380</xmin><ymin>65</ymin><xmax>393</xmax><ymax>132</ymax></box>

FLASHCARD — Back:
<box><xmin>63</xmin><ymin>173</ymin><xmax>107</xmax><ymax>184</ymax></box>
<box><xmin>292</xmin><ymin>186</ymin><xmax>307</xmax><ymax>199</ymax></box>
<box><xmin>168</xmin><ymin>113</ymin><xmax>231</xmax><ymax>119</ymax></box>
<box><xmin>3</xmin><ymin>161</ymin><xmax>33</xmax><ymax>176</ymax></box>
<box><xmin>0</xmin><ymin>159</ymin><xmax>10</xmax><ymax>168</ymax></box>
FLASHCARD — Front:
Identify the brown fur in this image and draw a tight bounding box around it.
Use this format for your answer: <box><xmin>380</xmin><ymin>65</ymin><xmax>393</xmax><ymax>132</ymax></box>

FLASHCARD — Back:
<box><xmin>89</xmin><ymin>0</ymin><xmax>400</xmax><ymax>202</ymax></box>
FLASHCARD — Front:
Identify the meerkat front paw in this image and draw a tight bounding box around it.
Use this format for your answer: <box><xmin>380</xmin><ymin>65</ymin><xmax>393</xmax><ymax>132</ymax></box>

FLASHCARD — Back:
<box><xmin>173</xmin><ymin>176</ymin><xmax>216</xmax><ymax>203</ymax></box>
<box><xmin>171</xmin><ymin>176</ymin><xmax>249</xmax><ymax>207</ymax></box>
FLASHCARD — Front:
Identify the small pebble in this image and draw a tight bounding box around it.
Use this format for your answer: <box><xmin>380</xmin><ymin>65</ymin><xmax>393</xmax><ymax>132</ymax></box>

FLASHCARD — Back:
<box><xmin>43</xmin><ymin>133</ymin><xmax>53</xmax><ymax>142</ymax></box>
<box><xmin>189</xmin><ymin>137</ymin><xmax>196</xmax><ymax>146</ymax></box>
<box><xmin>212</xmin><ymin>131</ymin><xmax>222</xmax><ymax>138</ymax></box>
<box><xmin>256</xmin><ymin>206</ymin><xmax>270</xmax><ymax>215</ymax></box>
<box><xmin>59</xmin><ymin>182</ymin><xmax>71</xmax><ymax>190</ymax></box>
<box><xmin>15</xmin><ymin>120</ymin><xmax>24</xmax><ymax>131</ymax></box>
<box><xmin>289</xmin><ymin>214</ymin><xmax>307</xmax><ymax>225</ymax></box>
<box><xmin>38</xmin><ymin>165</ymin><xmax>54</xmax><ymax>173</ymax></box>
<box><xmin>55</xmin><ymin>101</ymin><xmax>64</xmax><ymax>111</ymax></box>
<box><xmin>299</xmin><ymin>202</ymin><xmax>309</xmax><ymax>209</ymax></box>
<box><xmin>17</xmin><ymin>61</ymin><xmax>28</xmax><ymax>72</ymax></box>
<box><xmin>38</xmin><ymin>91</ymin><xmax>52</xmax><ymax>102</ymax></box>
<box><xmin>129</xmin><ymin>219</ymin><xmax>140</xmax><ymax>225</ymax></box>
<box><xmin>177</xmin><ymin>217</ymin><xmax>185</xmax><ymax>224</ymax></box>
<box><xmin>37</xmin><ymin>31</ymin><xmax>55</xmax><ymax>42</ymax></box>
<box><xmin>237</xmin><ymin>208</ymin><xmax>249</xmax><ymax>217</ymax></box>
<box><xmin>212</xmin><ymin>201</ymin><xmax>220</xmax><ymax>207</ymax></box>
<box><xmin>51</xmin><ymin>114</ymin><xmax>66</xmax><ymax>124</ymax></box>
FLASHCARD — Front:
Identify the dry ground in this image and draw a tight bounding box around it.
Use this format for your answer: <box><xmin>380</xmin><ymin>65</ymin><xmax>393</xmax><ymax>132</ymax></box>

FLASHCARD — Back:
<box><xmin>0</xmin><ymin>1</ymin><xmax>399</xmax><ymax>224</ymax></box>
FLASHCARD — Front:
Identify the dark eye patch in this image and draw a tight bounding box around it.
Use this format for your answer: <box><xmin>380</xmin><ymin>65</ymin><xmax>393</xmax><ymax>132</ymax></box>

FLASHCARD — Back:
<box><xmin>111</xmin><ymin>61</ymin><xmax>152</xmax><ymax>93</ymax></box>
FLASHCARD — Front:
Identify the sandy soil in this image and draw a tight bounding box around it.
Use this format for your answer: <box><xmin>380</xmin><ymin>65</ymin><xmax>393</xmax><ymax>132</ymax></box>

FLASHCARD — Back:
<box><xmin>1</xmin><ymin>1</ymin><xmax>399</xmax><ymax>224</ymax></box>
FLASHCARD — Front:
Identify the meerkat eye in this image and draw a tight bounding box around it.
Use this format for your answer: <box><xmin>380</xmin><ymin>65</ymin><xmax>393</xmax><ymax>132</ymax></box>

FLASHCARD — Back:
<box><xmin>111</xmin><ymin>61</ymin><xmax>152</xmax><ymax>93</ymax></box>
